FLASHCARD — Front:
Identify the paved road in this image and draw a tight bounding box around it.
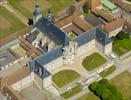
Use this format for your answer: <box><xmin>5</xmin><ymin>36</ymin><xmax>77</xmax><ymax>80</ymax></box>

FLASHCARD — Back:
<box><xmin>2</xmin><ymin>2</ymin><xmax>28</xmax><ymax>25</ymax></box>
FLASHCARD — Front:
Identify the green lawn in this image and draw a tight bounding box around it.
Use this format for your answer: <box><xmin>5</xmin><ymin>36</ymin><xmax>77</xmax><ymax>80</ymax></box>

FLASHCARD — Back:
<box><xmin>82</xmin><ymin>52</ymin><xmax>107</xmax><ymax>71</ymax></box>
<box><xmin>0</xmin><ymin>6</ymin><xmax>26</xmax><ymax>39</ymax></box>
<box><xmin>68</xmin><ymin>33</ymin><xmax>77</xmax><ymax>39</ymax></box>
<box><xmin>111</xmin><ymin>71</ymin><xmax>131</xmax><ymax>100</ymax></box>
<box><xmin>8</xmin><ymin>0</ymin><xmax>74</xmax><ymax>18</ymax></box>
<box><xmin>61</xmin><ymin>85</ymin><xmax>82</xmax><ymax>99</ymax></box>
<box><xmin>77</xmin><ymin>92</ymin><xmax>99</xmax><ymax>100</ymax></box>
<box><xmin>113</xmin><ymin>39</ymin><xmax>131</xmax><ymax>56</ymax></box>
<box><xmin>8</xmin><ymin>0</ymin><xmax>30</xmax><ymax>18</ymax></box>
<box><xmin>52</xmin><ymin>70</ymin><xmax>80</xmax><ymax>88</ymax></box>
<box><xmin>48</xmin><ymin>0</ymin><xmax>74</xmax><ymax>14</ymax></box>
<box><xmin>100</xmin><ymin>65</ymin><xmax>116</xmax><ymax>77</ymax></box>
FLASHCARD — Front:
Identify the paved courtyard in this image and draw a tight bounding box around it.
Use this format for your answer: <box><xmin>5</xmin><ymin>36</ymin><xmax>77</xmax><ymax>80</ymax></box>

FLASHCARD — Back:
<box><xmin>51</xmin><ymin>47</ymin><xmax>109</xmax><ymax>76</ymax></box>
<box><xmin>20</xmin><ymin>83</ymin><xmax>49</xmax><ymax>100</ymax></box>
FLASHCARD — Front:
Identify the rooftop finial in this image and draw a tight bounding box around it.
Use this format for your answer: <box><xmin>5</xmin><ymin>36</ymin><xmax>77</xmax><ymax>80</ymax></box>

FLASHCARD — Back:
<box><xmin>33</xmin><ymin>0</ymin><xmax>42</xmax><ymax>25</ymax></box>
<box><xmin>35</xmin><ymin>0</ymin><xmax>39</xmax><ymax>7</ymax></box>
<box><xmin>47</xmin><ymin>9</ymin><xmax>52</xmax><ymax>22</ymax></box>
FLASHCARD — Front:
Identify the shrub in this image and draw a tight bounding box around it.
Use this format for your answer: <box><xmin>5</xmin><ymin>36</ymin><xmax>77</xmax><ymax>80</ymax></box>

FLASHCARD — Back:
<box><xmin>116</xmin><ymin>31</ymin><xmax>130</xmax><ymax>40</ymax></box>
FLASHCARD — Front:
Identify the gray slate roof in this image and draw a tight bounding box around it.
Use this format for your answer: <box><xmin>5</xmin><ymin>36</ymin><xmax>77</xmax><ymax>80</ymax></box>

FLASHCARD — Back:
<box><xmin>0</xmin><ymin>50</ymin><xmax>16</xmax><ymax>68</ymax></box>
<box><xmin>73</xmin><ymin>27</ymin><xmax>112</xmax><ymax>47</ymax></box>
<box><xmin>36</xmin><ymin>17</ymin><xmax>70</xmax><ymax>46</ymax></box>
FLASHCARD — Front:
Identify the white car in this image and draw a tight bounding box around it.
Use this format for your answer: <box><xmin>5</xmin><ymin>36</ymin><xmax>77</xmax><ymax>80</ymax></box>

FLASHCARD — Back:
<box><xmin>110</xmin><ymin>53</ymin><xmax>116</xmax><ymax>59</ymax></box>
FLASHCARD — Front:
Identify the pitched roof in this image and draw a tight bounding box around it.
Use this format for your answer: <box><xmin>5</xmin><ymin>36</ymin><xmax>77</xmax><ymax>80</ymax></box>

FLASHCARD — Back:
<box><xmin>74</xmin><ymin>27</ymin><xmax>112</xmax><ymax>47</ymax></box>
<box><xmin>92</xmin><ymin>9</ymin><xmax>115</xmax><ymax>23</ymax></box>
<box><xmin>104</xmin><ymin>18</ymin><xmax>125</xmax><ymax>33</ymax></box>
<box><xmin>36</xmin><ymin>17</ymin><xmax>70</xmax><ymax>46</ymax></box>
<box><xmin>112</xmin><ymin>0</ymin><xmax>131</xmax><ymax>13</ymax></box>
<box><xmin>55</xmin><ymin>14</ymin><xmax>93</xmax><ymax>32</ymax></box>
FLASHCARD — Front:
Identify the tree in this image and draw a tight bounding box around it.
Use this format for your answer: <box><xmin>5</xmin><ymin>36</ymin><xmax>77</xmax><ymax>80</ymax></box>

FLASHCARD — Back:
<box><xmin>89</xmin><ymin>79</ymin><xmax>123</xmax><ymax>100</ymax></box>
<box><xmin>89</xmin><ymin>82</ymin><xmax>98</xmax><ymax>91</ymax></box>
<box><xmin>116</xmin><ymin>31</ymin><xmax>130</xmax><ymax>40</ymax></box>
<box><xmin>83</xmin><ymin>2</ymin><xmax>90</xmax><ymax>16</ymax></box>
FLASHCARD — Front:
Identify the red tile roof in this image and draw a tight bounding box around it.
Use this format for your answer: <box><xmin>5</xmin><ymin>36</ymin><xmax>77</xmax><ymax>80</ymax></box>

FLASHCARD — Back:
<box><xmin>55</xmin><ymin>14</ymin><xmax>93</xmax><ymax>32</ymax></box>
<box><xmin>112</xmin><ymin>0</ymin><xmax>131</xmax><ymax>13</ymax></box>
<box><xmin>104</xmin><ymin>18</ymin><xmax>125</xmax><ymax>33</ymax></box>
<box><xmin>92</xmin><ymin>9</ymin><xmax>115</xmax><ymax>23</ymax></box>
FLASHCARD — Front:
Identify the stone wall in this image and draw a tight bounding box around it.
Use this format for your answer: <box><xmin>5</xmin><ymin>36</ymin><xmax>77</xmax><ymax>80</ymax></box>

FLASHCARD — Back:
<box><xmin>77</xmin><ymin>39</ymin><xmax>95</xmax><ymax>56</ymax></box>
<box><xmin>104</xmin><ymin>42</ymin><xmax>112</xmax><ymax>54</ymax></box>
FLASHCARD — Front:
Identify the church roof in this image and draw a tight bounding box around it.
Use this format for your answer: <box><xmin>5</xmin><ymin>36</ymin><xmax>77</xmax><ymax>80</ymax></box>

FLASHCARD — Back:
<box><xmin>74</xmin><ymin>27</ymin><xmax>112</xmax><ymax>47</ymax></box>
<box><xmin>36</xmin><ymin>46</ymin><xmax>63</xmax><ymax>66</ymax></box>
<box><xmin>35</xmin><ymin>17</ymin><xmax>70</xmax><ymax>46</ymax></box>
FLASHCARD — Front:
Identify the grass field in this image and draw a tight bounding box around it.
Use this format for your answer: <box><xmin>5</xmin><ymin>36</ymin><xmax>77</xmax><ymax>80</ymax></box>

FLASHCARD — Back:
<box><xmin>77</xmin><ymin>92</ymin><xmax>99</xmax><ymax>100</ymax></box>
<box><xmin>52</xmin><ymin>70</ymin><xmax>80</xmax><ymax>88</ymax></box>
<box><xmin>61</xmin><ymin>85</ymin><xmax>82</xmax><ymax>99</ymax></box>
<box><xmin>113</xmin><ymin>39</ymin><xmax>131</xmax><ymax>56</ymax></box>
<box><xmin>0</xmin><ymin>6</ymin><xmax>26</xmax><ymax>39</ymax></box>
<box><xmin>8</xmin><ymin>0</ymin><xmax>74</xmax><ymax>18</ymax></box>
<box><xmin>111</xmin><ymin>71</ymin><xmax>131</xmax><ymax>100</ymax></box>
<box><xmin>100</xmin><ymin>65</ymin><xmax>116</xmax><ymax>77</ymax></box>
<box><xmin>82</xmin><ymin>52</ymin><xmax>107</xmax><ymax>71</ymax></box>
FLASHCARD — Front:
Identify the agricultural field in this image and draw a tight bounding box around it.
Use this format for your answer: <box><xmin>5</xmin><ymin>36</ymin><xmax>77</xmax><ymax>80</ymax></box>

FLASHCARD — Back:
<box><xmin>0</xmin><ymin>6</ymin><xmax>26</xmax><ymax>39</ymax></box>
<box><xmin>8</xmin><ymin>0</ymin><xmax>74</xmax><ymax>18</ymax></box>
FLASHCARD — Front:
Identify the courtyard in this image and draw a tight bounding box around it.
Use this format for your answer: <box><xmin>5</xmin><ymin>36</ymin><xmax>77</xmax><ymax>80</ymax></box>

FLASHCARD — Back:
<box><xmin>20</xmin><ymin>83</ymin><xmax>49</xmax><ymax>100</ymax></box>
<box><xmin>52</xmin><ymin>70</ymin><xmax>80</xmax><ymax>88</ymax></box>
<box><xmin>0</xmin><ymin>6</ymin><xmax>26</xmax><ymax>39</ymax></box>
<box><xmin>8</xmin><ymin>0</ymin><xmax>74</xmax><ymax>18</ymax></box>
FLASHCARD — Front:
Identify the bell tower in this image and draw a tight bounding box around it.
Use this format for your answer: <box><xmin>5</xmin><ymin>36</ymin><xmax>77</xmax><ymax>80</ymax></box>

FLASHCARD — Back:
<box><xmin>63</xmin><ymin>41</ymin><xmax>78</xmax><ymax>64</ymax></box>
<box><xmin>33</xmin><ymin>0</ymin><xmax>42</xmax><ymax>25</ymax></box>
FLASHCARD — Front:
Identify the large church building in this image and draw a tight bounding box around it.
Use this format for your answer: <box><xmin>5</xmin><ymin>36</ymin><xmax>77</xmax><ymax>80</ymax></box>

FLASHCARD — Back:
<box><xmin>28</xmin><ymin>3</ymin><xmax>112</xmax><ymax>89</ymax></box>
